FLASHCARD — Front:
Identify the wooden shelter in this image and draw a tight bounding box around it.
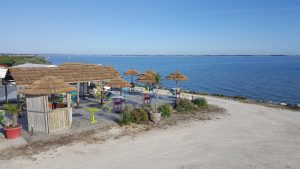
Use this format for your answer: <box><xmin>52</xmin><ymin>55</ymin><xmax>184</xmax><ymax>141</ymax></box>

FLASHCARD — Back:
<box><xmin>20</xmin><ymin>76</ymin><xmax>76</xmax><ymax>133</ymax></box>
<box><xmin>5</xmin><ymin>63</ymin><xmax>121</xmax><ymax>107</ymax></box>
<box><xmin>8</xmin><ymin>63</ymin><xmax>120</xmax><ymax>85</ymax></box>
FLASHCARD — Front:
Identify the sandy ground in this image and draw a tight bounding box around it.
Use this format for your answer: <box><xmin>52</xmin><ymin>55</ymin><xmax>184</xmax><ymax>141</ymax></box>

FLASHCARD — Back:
<box><xmin>1</xmin><ymin>93</ymin><xmax>300</xmax><ymax>169</ymax></box>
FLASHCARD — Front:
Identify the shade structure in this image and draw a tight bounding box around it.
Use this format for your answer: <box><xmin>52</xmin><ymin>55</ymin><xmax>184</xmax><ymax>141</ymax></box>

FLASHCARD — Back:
<box><xmin>166</xmin><ymin>71</ymin><xmax>188</xmax><ymax>81</ymax></box>
<box><xmin>9</xmin><ymin>63</ymin><xmax>121</xmax><ymax>86</ymax></box>
<box><xmin>105</xmin><ymin>77</ymin><xmax>131</xmax><ymax>88</ymax></box>
<box><xmin>20</xmin><ymin>76</ymin><xmax>76</xmax><ymax>95</ymax></box>
<box><xmin>166</xmin><ymin>71</ymin><xmax>188</xmax><ymax>89</ymax></box>
<box><xmin>124</xmin><ymin>69</ymin><xmax>140</xmax><ymax>83</ymax></box>
<box><xmin>124</xmin><ymin>69</ymin><xmax>139</xmax><ymax>76</ymax></box>
<box><xmin>137</xmin><ymin>70</ymin><xmax>157</xmax><ymax>84</ymax></box>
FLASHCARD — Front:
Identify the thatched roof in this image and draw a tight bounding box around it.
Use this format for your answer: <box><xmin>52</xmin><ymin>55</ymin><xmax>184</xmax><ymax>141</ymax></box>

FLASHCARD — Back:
<box><xmin>137</xmin><ymin>70</ymin><xmax>157</xmax><ymax>84</ymax></box>
<box><xmin>8</xmin><ymin>63</ymin><xmax>121</xmax><ymax>86</ymax></box>
<box><xmin>166</xmin><ymin>71</ymin><xmax>188</xmax><ymax>81</ymax></box>
<box><xmin>20</xmin><ymin>76</ymin><xmax>76</xmax><ymax>95</ymax></box>
<box><xmin>124</xmin><ymin>69</ymin><xmax>139</xmax><ymax>76</ymax></box>
<box><xmin>104</xmin><ymin>77</ymin><xmax>131</xmax><ymax>88</ymax></box>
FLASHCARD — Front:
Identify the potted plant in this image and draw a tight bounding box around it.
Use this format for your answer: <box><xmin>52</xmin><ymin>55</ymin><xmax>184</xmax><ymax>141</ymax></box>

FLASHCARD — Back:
<box><xmin>3</xmin><ymin>104</ymin><xmax>22</xmax><ymax>139</ymax></box>
<box><xmin>95</xmin><ymin>84</ymin><xmax>106</xmax><ymax>105</ymax></box>
<box><xmin>149</xmin><ymin>72</ymin><xmax>162</xmax><ymax>123</ymax></box>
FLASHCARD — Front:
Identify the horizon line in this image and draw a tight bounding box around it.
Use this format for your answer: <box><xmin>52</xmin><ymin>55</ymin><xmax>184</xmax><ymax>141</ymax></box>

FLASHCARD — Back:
<box><xmin>1</xmin><ymin>53</ymin><xmax>300</xmax><ymax>57</ymax></box>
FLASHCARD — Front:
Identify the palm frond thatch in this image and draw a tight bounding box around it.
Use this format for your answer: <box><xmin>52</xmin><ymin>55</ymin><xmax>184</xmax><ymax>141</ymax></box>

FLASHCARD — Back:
<box><xmin>20</xmin><ymin>76</ymin><xmax>76</xmax><ymax>95</ymax></box>
<box><xmin>124</xmin><ymin>69</ymin><xmax>139</xmax><ymax>76</ymax></box>
<box><xmin>104</xmin><ymin>77</ymin><xmax>131</xmax><ymax>88</ymax></box>
<box><xmin>166</xmin><ymin>71</ymin><xmax>188</xmax><ymax>81</ymax></box>
<box><xmin>137</xmin><ymin>70</ymin><xmax>157</xmax><ymax>84</ymax></box>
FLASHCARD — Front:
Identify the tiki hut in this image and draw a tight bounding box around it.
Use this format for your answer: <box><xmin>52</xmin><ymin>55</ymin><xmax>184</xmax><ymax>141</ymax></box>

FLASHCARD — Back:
<box><xmin>6</xmin><ymin>63</ymin><xmax>121</xmax><ymax>108</ymax></box>
<box><xmin>124</xmin><ymin>69</ymin><xmax>139</xmax><ymax>83</ymax></box>
<box><xmin>20</xmin><ymin>76</ymin><xmax>76</xmax><ymax>134</ymax></box>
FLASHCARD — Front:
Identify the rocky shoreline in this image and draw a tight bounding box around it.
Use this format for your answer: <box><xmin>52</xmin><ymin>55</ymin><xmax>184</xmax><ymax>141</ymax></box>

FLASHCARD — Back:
<box><xmin>159</xmin><ymin>86</ymin><xmax>300</xmax><ymax>111</ymax></box>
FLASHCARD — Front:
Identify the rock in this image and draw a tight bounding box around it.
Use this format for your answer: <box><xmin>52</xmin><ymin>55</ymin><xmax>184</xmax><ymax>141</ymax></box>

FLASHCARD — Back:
<box><xmin>149</xmin><ymin>111</ymin><xmax>161</xmax><ymax>124</ymax></box>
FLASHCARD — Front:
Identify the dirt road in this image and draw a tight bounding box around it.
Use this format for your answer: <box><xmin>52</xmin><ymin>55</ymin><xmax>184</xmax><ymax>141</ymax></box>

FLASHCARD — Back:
<box><xmin>1</xmin><ymin>94</ymin><xmax>300</xmax><ymax>169</ymax></box>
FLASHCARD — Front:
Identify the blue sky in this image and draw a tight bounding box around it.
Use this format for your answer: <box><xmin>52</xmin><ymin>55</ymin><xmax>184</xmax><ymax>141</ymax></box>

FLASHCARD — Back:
<box><xmin>0</xmin><ymin>0</ymin><xmax>299</xmax><ymax>55</ymax></box>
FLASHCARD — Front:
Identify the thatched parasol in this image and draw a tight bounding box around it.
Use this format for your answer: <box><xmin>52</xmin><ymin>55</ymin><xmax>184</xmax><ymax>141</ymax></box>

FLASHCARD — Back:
<box><xmin>105</xmin><ymin>77</ymin><xmax>131</xmax><ymax>88</ymax></box>
<box><xmin>166</xmin><ymin>71</ymin><xmax>188</xmax><ymax>89</ymax></box>
<box><xmin>20</xmin><ymin>76</ymin><xmax>76</xmax><ymax>95</ymax></box>
<box><xmin>124</xmin><ymin>69</ymin><xmax>140</xmax><ymax>83</ymax></box>
<box><xmin>137</xmin><ymin>70</ymin><xmax>157</xmax><ymax>84</ymax></box>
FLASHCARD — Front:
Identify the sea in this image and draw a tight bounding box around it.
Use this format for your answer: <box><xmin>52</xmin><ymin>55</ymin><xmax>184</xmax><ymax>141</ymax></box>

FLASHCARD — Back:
<box><xmin>46</xmin><ymin>55</ymin><xmax>300</xmax><ymax>104</ymax></box>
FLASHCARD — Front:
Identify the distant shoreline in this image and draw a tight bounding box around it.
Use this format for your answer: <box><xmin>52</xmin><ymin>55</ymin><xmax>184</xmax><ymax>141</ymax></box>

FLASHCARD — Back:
<box><xmin>1</xmin><ymin>53</ymin><xmax>300</xmax><ymax>57</ymax></box>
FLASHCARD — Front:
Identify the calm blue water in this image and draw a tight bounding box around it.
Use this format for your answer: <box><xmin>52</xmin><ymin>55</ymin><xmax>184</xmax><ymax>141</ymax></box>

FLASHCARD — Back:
<box><xmin>47</xmin><ymin>55</ymin><xmax>300</xmax><ymax>104</ymax></box>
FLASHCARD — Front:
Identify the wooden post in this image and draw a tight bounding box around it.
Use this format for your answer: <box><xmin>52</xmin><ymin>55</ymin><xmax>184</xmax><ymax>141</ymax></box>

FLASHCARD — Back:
<box><xmin>4</xmin><ymin>83</ymin><xmax>8</xmax><ymax>103</ymax></box>
<box><xmin>16</xmin><ymin>85</ymin><xmax>20</xmax><ymax>106</ymax></box>
<box><xmin>82</xmin><ymin>82</ymin><xmax>86</xmax><ymax>100</ymax></box>
<box><xmin>67</xmin><ymin>92</ymin><xmax>72</xmax><ymax>126</ymax></box>
<box><xmin>43</xmin><ymin>95</ymin><xmax>49</xmax><ymax>133</ymax></box>
<box><xmin>77</xmin><ymin>82</ymin><xmax>80</xmax><ymax>108</ymax></box>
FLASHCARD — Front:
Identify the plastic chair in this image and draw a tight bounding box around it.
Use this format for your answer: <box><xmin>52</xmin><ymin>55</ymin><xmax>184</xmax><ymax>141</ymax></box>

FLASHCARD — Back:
<box><xmin>101</xmin><ymin>97</ymin><xmax>113</xmax><ymax>112</ymax></box>
<box><xmin>113</xmin><ymin>98</ymin><xmax>123</xmax><ymax>113</ymax></box>
<box><xmin>143</xmin><ymin>93</ymin><xmax>151</xmax><ymax>105</ymax></box>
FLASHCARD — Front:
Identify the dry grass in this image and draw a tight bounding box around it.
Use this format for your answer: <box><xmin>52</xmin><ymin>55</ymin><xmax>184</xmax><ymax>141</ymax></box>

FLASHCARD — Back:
<box><xmin>9</xmin><ymin>63</ymin><xmax>120</xmax><ymax>86</ymax></box>
<box><xmin>158</xmin><ymin>104</ymin><xmax>225</xmax><ymax>128</ymax></box>
<box><xmin>20</xmin><ymin>76</ymin><xmax>76</xmax><ymax>95</ymax></box>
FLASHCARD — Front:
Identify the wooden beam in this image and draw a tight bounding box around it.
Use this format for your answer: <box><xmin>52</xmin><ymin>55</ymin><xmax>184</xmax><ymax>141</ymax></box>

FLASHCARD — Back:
<box><xmin>77</xmin><ymin>82</ymin><xmax>80</xmax><ymax>108</ymax></box>
<box><xmin>43</xmin><ymin>95</ymin><xmax>49</xmax><ymax>134</ymax></box>
<box><xmin>16</xmin><ymin>85</ymin><xmax>20</xmax><ymax>106</ymax></box>
<box><xmin>4</xmin><ymin>83</ymin><xmax>8</xmax><ymax>103</ymax></box>
<box><xmin>67</xmin><ymin>92</ymin><xmax>72</xmax><ymax>126</ymax></box>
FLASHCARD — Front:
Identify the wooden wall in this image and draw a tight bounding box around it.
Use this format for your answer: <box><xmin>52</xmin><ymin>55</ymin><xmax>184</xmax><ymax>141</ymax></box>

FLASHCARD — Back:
<box><xmin>26</xmin><ymin>95</ymin><xmax>48</xmax><ymax>133</ymax></box>
<box><xmin>26</xmin><ymin>93</ymin><xmax>72</xmax><ymax>134</ymax></box>
<box><xmin>48</xmin><ymin>108</ymin><xmax>71</xmax><ymax>133</ymax></box>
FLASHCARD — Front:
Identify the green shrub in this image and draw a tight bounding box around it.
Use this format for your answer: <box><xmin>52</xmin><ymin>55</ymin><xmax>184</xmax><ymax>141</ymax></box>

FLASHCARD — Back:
<box><xmin>175</xmin><ymin>98</ymin><xmax>195</xmax><ymax>112</ymax></box>
<box><xmin>0</xmin><ymin>110</ymin><xmax>5</xmax><ymax>124</ymax></box>
<box><xmin>120</xmin><ymin>111</ymin><xmax>133</xmax><ymax>125</ymax></box>
<box><xmin>119</xmin><ymin>107</ymin><xmax>149</xmax><ymax>125</ymax></box>
<box><xmin>192</xmin><ymin>97</ymin><xmax>208</xmax><ymax>108</ymax></box>
<box><xmin>131</xmin><ymin>108</ymin><xmax>148</xmax><ymax>124</ymax></box>
<box><xmin>158</xmin><ymin>104</ymin><xmax>171</xmax><ymax>117</ymax></box>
